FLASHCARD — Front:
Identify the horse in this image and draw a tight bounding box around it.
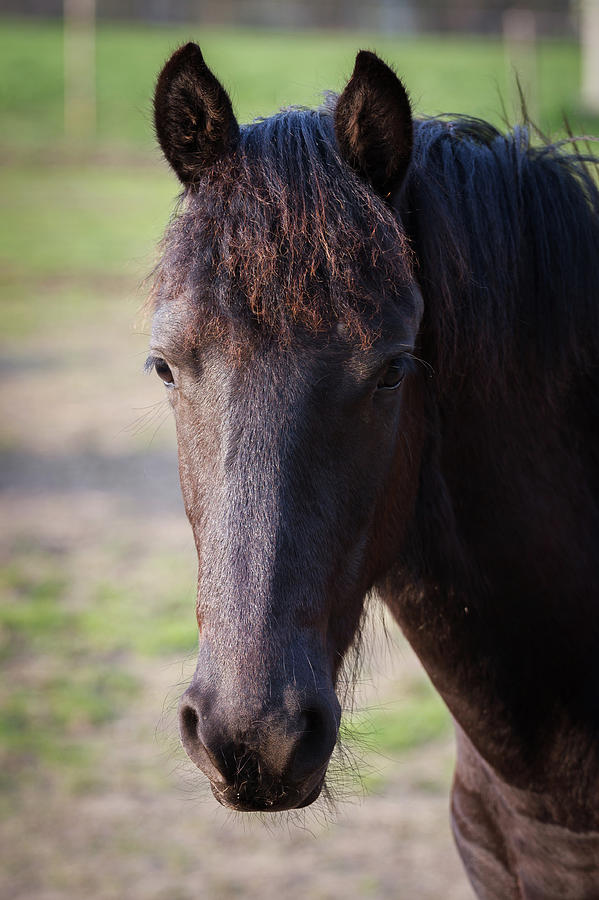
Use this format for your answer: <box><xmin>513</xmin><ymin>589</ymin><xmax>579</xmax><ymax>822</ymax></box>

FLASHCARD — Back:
<box><xmin>148</xmin><ymin>44</ymin><xmax>599</xmax><ymax>898</ymax></box>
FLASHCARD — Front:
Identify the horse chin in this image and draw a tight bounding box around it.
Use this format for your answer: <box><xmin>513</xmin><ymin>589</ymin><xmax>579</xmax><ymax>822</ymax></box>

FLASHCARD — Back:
<box><xmin>209</xmin><ymin>777</ymin><xmax>325</xmax><ymax>813</ymax></box>
<box><xmin>294</xmin><ymin>781</ymin><xmax>324</xmax><ymax>808</ymax></box>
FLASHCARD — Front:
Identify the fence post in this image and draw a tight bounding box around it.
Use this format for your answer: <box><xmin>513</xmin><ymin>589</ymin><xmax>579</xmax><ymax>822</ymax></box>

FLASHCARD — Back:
<box><xmin>503</xmin><ymin>8</ymin><xmax>539</xmax><ymax>123</ymax></box>
<box><xmin>581</xmin><ymin>0</ymin><xmax>599</xmax><ymax>113</ymax></box>
<box><xmin>64</xmin><ymin>0</ymin><xmax>96</xmax><ymax>141</ymax></box>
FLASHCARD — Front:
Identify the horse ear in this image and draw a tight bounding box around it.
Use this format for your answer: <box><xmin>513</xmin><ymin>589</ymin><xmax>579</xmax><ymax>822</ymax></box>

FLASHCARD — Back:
<box><xmin>335</xmin><ymin>50</ymin><xmax>413</xmax><ymax>200</ymax></box>
<box><xmin>154</xmin><ymin>42</ymin><xmax>240</xmax><ymax>185</ymax></box>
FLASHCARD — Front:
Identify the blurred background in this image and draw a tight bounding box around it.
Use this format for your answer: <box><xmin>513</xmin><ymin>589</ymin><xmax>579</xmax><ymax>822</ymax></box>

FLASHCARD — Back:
<box><xmin>1</xmin><ymin>2</ymin><xmax>597</xmax><ymax>899</ymax></box>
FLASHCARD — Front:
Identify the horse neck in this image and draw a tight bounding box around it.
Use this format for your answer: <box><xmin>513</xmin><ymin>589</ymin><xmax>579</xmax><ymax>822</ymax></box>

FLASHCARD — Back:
<box><xmin>379</xmin><ymin>374</ymin><xmax>599</xmax><ymax>819</ymax></box>
<box><xmin>395</xmin><ymin>165</ymin><xmax>599</xmax><ymax>688</ymax></box>
<box><xmin>387</xmin><ymin>132</ymin><xmax>599</xmax><ymax>826</ymax></box>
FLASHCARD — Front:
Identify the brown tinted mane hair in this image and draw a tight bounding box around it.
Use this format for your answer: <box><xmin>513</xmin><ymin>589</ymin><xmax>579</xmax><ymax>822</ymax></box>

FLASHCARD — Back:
<box><xmin>151</xmin><ymin>106</ymin><xmax>414</xmax><ymax>347</ymax></box>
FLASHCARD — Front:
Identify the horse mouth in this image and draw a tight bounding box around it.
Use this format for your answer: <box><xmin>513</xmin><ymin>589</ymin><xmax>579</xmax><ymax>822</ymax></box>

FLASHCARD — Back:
<box><xmin>209</xmin><ymin>776</ymin><xmax>325</xmax><ymax>812</ymax></box>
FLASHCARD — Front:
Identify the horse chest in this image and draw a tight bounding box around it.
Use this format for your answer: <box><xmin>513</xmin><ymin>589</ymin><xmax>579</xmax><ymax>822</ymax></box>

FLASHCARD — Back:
<box><xmin>452</xmin><ymin>729</ymin><xmax>599</xmax><ymax>899</ymax></box>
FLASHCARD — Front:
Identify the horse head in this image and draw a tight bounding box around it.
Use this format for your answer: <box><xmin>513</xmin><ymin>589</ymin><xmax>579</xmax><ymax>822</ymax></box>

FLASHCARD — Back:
<box><xmin>150</xmin><ymin>44</ymin><xmax>423</xmax><ymax>811</ymax></box>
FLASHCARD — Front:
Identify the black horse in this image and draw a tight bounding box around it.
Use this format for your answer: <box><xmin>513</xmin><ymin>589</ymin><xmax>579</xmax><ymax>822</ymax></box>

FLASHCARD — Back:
<box><xmin>149</xmin><ymin>44</ymin><xmax>599</xmax><ymax>898</ymax></box>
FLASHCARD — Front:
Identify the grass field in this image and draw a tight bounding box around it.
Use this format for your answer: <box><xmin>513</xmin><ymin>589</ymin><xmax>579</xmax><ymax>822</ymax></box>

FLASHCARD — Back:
<box><xmin>1</xmin><ymin>17</ymin><xmax>597</xmax><ymax>149</ymax></box>
<box><xmin>1</xmin><ymin>16</ymin><xmax>596</xmax><ymax>899</ymax></box>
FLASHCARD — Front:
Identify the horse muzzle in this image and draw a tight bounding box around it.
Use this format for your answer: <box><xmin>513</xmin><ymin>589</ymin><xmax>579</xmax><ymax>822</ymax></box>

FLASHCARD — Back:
<box><xmin>178</xmin><ymin>679</ymin><xmax>340</xmax><ymax>811</ymax></box>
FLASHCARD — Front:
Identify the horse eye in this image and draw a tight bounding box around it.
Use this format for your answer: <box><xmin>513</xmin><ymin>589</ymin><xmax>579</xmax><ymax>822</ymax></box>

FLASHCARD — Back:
<box><xmin>154</xmin><ymin>358</ymin><xmax>174</xmax><ymax>386</ymax></box>
<box><xmin>377</xmin><ymin>360</ymin><xmax>406</xmax><ymax>391</ymax></box>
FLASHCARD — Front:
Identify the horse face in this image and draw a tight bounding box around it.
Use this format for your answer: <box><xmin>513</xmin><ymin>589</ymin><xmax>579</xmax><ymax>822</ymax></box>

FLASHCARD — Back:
<box><xmin>149</xmin><ymin>286</ymin><xmax>423</xmax><ymax>810</ymax></box>
<box><xmin>152</xmin><ymin>45</ymin><xmax>421</xmax><ymax>810</ymax></box>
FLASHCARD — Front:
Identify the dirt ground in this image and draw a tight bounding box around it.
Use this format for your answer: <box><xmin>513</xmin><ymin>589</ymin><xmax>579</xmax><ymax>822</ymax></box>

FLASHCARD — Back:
<box><xmin>0</xmin><ymin>279</ymin><xmax>473</xmax><ymax>899</ymax></box>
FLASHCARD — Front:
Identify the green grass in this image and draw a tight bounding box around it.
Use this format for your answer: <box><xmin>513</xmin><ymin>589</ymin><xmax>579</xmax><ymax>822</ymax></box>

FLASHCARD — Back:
<box><xmin>1</xmin><ymin>546</ymin><xmax>197</xmax><ymax>663</ymax></box>
<box><xmin>0</xmin><ymin>546</ymin><xmax>196</xmax><ymax>786</ymax></box>
<box><xmin>0</xmin><ymin>164</ymin><xmax>175</xmax><ymax>280</ymax></box>
<box><xmin>362</xmin><ymin>679</ymin><xmax>451</xmax><ymax>753</ymax></box>
<box><xmin>344</xmin><ymin>677</ymin><xmax>451</xmax><ymax>759</ymax></box>
<box><xmin>1</xmin><ymin>18</ymin><xmax>597</xmax><ymax>340</ymax></box>
<box><xmin>0</xmin><ymin>160</ymin><xmax>176</xmax><ymax>338</ymax></box>
<box><xmin>0</xmin><ymin>558</ymin><xmax>124</xmax><ymax>777</ymax></box>
<box><xmin>0</xmin><ymin>565</ymin><xmax>74</xmax><ymax>662</ymax></box>
<box><xmin>80</xmin><ymin>569</ymin><xmax>198</xmax><ymax>658</ymax></box>
<box><xmin>1</xmin><ymin>21</ymin><xmax>596</xmax><ymax>340</ymax></box>
<box><xmin>0</xmin><ymin>18</ymin><xmax>597</xmax><ymax>152</ymax></box>
<box><xmin>338</xmin><ymin>676</ymin><xmax>452</xmax><ymax>795</ymax></box>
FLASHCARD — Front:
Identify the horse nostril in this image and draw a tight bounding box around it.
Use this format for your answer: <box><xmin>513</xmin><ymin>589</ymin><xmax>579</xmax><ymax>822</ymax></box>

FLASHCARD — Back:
<box><xmin>179</xmin><ymin>703</ymin><xmax>200</xmax><ymax>745</ymax></box>
<box><xmin>289</xmin><ymin>701</ymin><xmax>338</xmax><ymax>782</ymax></box>
<box><xmin>178</xmin><ymin>696</ymin><xmax>229</xmax><ymax>783</ymax></box>
<box><xmin>301</xmin><ymin>707</ymin><xmax>323</xmax><ymax>748</ymax></box>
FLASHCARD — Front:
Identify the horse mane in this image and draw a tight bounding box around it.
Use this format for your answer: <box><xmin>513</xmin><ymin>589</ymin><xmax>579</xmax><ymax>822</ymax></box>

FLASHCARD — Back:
<box><xmin>151</xmin><ymin>107</ymin><xmax>414</xmax><ymax>349</ymax></box>
<box><xmin>408</xmin><ymin>116</ymin><xmax>599</xmax><ymax>402</ymax></box>
<box><xmin>398</xmin><ymin>116</ymin><xmax>599</xmax><ymax>627</ymax></box>
<box><xmin>153</xmin><ymin>102</ymin><xmax>599</xmax><ymax>397</ymax></box>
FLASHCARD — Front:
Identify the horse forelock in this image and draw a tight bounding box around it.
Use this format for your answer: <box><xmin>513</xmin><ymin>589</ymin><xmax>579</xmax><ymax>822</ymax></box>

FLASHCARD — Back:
<box><xmin>150</xmin><ymin>106</ymin><xmax>415</xmax><ymax>351</ymax></box>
